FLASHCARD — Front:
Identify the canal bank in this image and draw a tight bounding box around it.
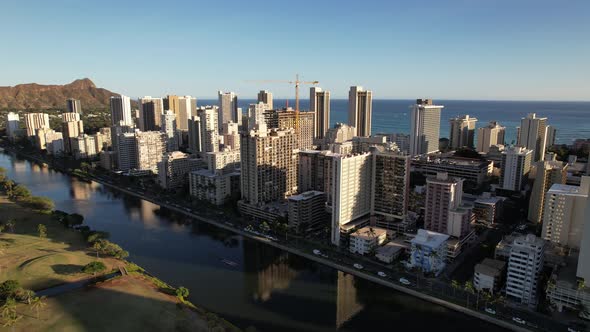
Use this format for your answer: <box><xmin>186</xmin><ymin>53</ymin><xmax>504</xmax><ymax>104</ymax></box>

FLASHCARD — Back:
<box><xmin>0</xmin><ymin>149</ymin><xmax>513</xmax><ymax>332</ymax></box>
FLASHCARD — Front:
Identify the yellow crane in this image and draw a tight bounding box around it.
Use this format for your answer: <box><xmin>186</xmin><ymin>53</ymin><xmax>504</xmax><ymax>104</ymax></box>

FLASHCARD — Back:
<box><xmin>247</xmin><ymin>74</ymin><xmax>319</xmax><ymax>113</ymax></box>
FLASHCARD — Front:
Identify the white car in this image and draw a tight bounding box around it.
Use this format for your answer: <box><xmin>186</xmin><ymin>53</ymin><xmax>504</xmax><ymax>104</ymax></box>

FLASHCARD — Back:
<box><xmin>377</xmin><ymin>271</ymin><xmax>387</xmax><ymax>278</ymax></box>
<box><xmin>313</xmin><ymin>249</ymin><xmax>321</xmax><ymax>255</ymax></box>
<box><xmin>512</xmin><ymin>317</ymin><xmax>525</xmax><ymax>325</ymax></box>
<box><xmin>568</xmin><ymin>327</ymin><xmax>581</xmax><ymax>332</ymax></box>
<box><xmin>353</xmin><ymin>263</ymin><xmax>364</xmax><ymax>270</ymax></box>
<box><xmin>399</xmin><ymin>278</ymin><xmax>411</xmax><ymax>285</ymax></box>
<box><xmin>484</xmin><ymin>308</ymin><xmax>496</xmax><ymax>315</ymax></box>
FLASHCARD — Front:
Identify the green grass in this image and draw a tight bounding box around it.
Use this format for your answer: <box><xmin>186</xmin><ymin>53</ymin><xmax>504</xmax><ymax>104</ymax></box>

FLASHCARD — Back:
<box><xmin>0</xmin><ymin>196</ymin><xmax>118</xmax><ymax>290</ymax></box>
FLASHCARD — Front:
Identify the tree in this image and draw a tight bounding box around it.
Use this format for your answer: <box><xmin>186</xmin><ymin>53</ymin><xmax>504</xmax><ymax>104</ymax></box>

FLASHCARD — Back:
<box><xmin>0</xmin><ymin>225</ymin><xmax>5</xmax><ymax>233</ymax></box>
<box><xmin>37</xmin><ymin>224</ymin><xmax>47</xmax><ymax>238</ymax></box>
<box><xmin>464</xmin><ymin>281</ymin><xmax>475</xmax><ymax>294</ymax></box>
<box><xmin>451</xmin><ymin>280</ymin><xmax>460</xmax><ymax>297</ymax></box>
<box><xmin>578</xmin><ymin>279</ymin><xmax>586</xmax><ymax>290</ymax></box>
<box><xmin>30</xmin><ymin>296</ymin><xmax>47</xmax><ymax>319</ymax></box>
<box><xmin>10</xmin><ymin>184</ymin><xmax>31</xmax><ymax>201</ymax></box>
<box><xmin>4</xmin><ymin>219</ymin><xmax>16</xmax><ymax>233</ymax></box>
<box><xmin>0</xmin><ymin>280</ymin><xmax>20</xmax><ymax>299</ymax></box>
<box><xmin>82</xmin><ymin>261</ymin><xmax>106</xmax><ymax>276</ymax></box>
<box><xmin>259</xmin><ymin>222</ymin><xmax>270</xmax><ymax>233</ymax></box>
<box><xmin>86</xmin><ymin>231</ymin><xmax>110</xmax><ymax>244</ymax></box>
<box><xmin>176</xmin><ymin>286</ymin><xmax>189</xmax><ymax>301</ymax></box>
<box><xmin>26</xmin><ymin>196</ymin><xmax>54</xmax><ymax>211</ymax></box>
<box><xmin>65</xmin><ymin>213</ymin><xmax>84</xmax><ymax>228</ymax></box>
<box><xmin>0</xmin><ymin>297</ymin><xmax>17</xmax><ymax>320</ymax></box>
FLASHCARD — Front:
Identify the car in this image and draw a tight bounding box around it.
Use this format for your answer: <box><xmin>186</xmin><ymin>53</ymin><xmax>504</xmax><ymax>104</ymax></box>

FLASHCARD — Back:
<box><xmin>399</xmin><ymin>278</ymin><xmax>411</xmax><ymax>285</ymax></box>
<box><xmin>568</xmin><ymin>327</ymin><xmax>582</xmax><ymax>332</ymax></box>
<box><xmin>353</xmin><ymin>263</ymin><xmax>364</xmax><ymax>270</ymax></box>
<box><xmin>377</xmin><ymin>271</ymin><xmax>387</xmax><ymax>278</ymax></box>
<box><xmin>512</xmin><ymin>317</ymin><xmax>525</xmax><ymax>325</ymax></box>
<box><xmin>313</xmin><ymin>249</ymin><xmax>322</xmax><ymax>255</ymax></box>
<box><xmin>484</xmin><ymin>308</ymin><xmax>496</xmax><ymax>315</ymax></box>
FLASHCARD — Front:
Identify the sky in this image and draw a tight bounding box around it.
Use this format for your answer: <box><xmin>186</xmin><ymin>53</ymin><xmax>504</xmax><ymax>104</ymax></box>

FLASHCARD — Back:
<box><xmin>1</xmin><ymin>0</ymin><xmax>589</xmax><ymax>101</ymax></box>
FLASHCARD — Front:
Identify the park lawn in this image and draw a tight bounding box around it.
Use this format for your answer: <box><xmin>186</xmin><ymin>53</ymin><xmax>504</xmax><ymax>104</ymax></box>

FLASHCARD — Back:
<box><xmin>0</xmin><ymin>195</ymin><xmax>119</xmax><ymax>290</ymax></box>
<box><xmin>11</xmin><ymin>274</ymin><xmax>209</xmax><ymax>332</ymax></box>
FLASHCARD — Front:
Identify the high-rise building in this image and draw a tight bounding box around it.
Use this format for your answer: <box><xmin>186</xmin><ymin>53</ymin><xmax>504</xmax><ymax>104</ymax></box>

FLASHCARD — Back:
<box><xmin>542</xmin><ymin>178</ymin><xmax>589</xmax><ymax>248</ymax></box>
<box><xmin>240</xmin><ymin>128</ymin><xmax>299</xmax><ymax>205</ymax></box>
<box><xmin>409</xmin><ymin>99</ymin><xmax>443</xmax><ymax>156</ymax></box>
<box><xmin>310</xmin><ymin>87</ymin><xmax>330</xmax><ymax>139</ymax></box>
<box><xmin>257</xmin><ymin>90</ymin><xmax>273</xmax><ymax>110</ymax></box>
<box><xmin>476</xmin><ymin>121</ymin><xmax>506</xmax><ymax>153</ymax></box>
<box><xmin>500</xmin><ymin>146</ymin><xmax>533</xmax><ymax>191</ymax></box>
<box><xmin>298</xmin><ymin>150</ymin><xmax>334</xmax><ymax>194</ymax></box>
<box><xmin>70</xmin><ymin>134</ymin><xmax>97</xmax><ymax>160</ymax></box>
<box><xmin>6</xmin><ymin>112</ymin><xmax>20</xmax><ymax>140</ymax></box>
<box><xmin>449</xmin><ymin>115</ymin><xmax>477</xmax><ymax>149</ymax></box>
<box><xmin>221</xmin><ymin>122</ymin><xmax>240</xmax><ymax>151</ymax></box>
<box><xmin>330</xmin><ymin>153</ymin><xmax>373</xmax><ymax>245</ymax></box>
<box><xmin>161</xmin><ymin>110</ymin><xmax>178</xmax><ymax>151</ymax></box>
<box><xmin>157</xmin><ymin>151</ymin><xmax>202</xmax><ymax>189</ymax></box>
<box><xmin>348</xmin><ymin>86</ymin><xmax>372</xmax><ymax>137</ymax></box>
<box><xmin>576</xmin><ymin>179</ymin><xmax>590</xmax><ymax>283</ymax></box>
<box><xmin>218</xmin><ymin>91</ymin><xmax>239</xmax><ymax>131</ymax></box>
<box><xmin>61</xmin><ymin>112</ymin><xmax>84</xmax><ymax>154</ymax></box>
<box><xmin>424</xmin><ymin>172</ymin><xmax>470</xmax><ymax>238</ymax></box>
<box><xmin>506</xmin><ymin>234</ymin><xmax>545</xmax><ymax>306</ymax></box>
<box><xmin>66</xmin><ymin>98</ymin><xmax>82</xmax><ymax>114</ymax></box>
<box><xmin>163</xmin><ymin>95</ymin><xmax>180</xmax><ymax>114</ymax></box>
<box><xmin>35</xmin><ymin>128</ymin><xmax>59</xmax><ymax>150</ymax></box>
<box><xmin>546</xmin><ymin>125</ymin><xmax>556</xmax><ymax>149</ymax></box>
<box><xmin>177</xmin><ymin>96</ymin><xmax>193</xmax><ymax>131</ymax></box>
<box><xmin>197</xmin><ymin>107</ymin><xmax>219</xmax><ymax>154</ymax></box>
<box><xmin>288</xmin><ymin>191</ymin><xmax>328</xmax><ymax>234</ymax></box>
<box><xmin>269</xmin><ymin>108</ymin><xmax>314</xmax><ymax>150</ymax></box>
<box><xmin>110</xmin><ymin>95</ymin><xmax>133</xmax><ymax>127</ymax></box>
<box><xmin>138</xmin><ymin>96</ymin><xmax>163</xmax><ymax>131</ymax></box>
<box><xmin>92</xmin><ymin>127</ymin><xmax>111</xmax><ymax>153</ymax></box>
<box><xmin>115</xmin><ymin>132</ymin><xmax>137</xmax><ymax>171</ymax></box>
<box><xmin>372</xmin><ymin>151</ymin><xmax>410</xmax><ymax>224</ymax></box>
<box><xmin>528</xmin><ymin>161</ymin><xmax>568</xmax><ymax>224</ymax></box>
<box><xmin>24</xmin><ymin>113</ymin><xmax>50</xmax><ymax>137</ymax></box>
<box><xmin>323</xmin><ymin>123</ymin><xmax>356</xmax><ymax>148</ymax></box>
<box><xmin>135</xmin><ymin>131</ymin><xmax>167</xmax><ymax>173</ymax></box>
<box><xmin>187</xmin><ymin>116</ymin><xmax>201</xmax><ymax>154</ymax></box>
<box><xmin>518</xmin><ymin>113</ymin><xmax>548</xmax><ymax>162</ymax></box>
<box><xmin>247</xmin><ymin>102</ymin><xmax>268</xmax><ymax>131</ymax></box>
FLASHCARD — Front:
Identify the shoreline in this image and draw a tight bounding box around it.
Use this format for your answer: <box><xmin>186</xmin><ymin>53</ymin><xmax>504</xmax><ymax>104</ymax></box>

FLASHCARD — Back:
<box><xmin>0</xmin><ymin>145</ymin><xmax>533</xmax><ymax>332</ymax></box>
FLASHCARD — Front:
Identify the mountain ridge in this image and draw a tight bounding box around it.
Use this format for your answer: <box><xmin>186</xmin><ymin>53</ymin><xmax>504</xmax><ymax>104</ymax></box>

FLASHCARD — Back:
<box><xmin>0</xmin><ymin>78</ymin><xmax>118</xmax><ymax>110</ymax></box>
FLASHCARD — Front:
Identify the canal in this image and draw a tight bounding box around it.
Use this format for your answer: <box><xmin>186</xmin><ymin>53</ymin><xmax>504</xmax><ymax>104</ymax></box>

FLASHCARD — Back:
<box><xmin>0</xmin><ymin>151</ymin><xmax>505</xmax><ymax>332</ymax></box>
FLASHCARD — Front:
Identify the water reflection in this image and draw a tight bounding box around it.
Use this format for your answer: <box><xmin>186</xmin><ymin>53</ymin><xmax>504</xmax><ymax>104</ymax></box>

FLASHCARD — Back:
<box><xmin>0</xmin><ymin>152</ymin><xmax>504</xmax><ymax>332</ymax></box>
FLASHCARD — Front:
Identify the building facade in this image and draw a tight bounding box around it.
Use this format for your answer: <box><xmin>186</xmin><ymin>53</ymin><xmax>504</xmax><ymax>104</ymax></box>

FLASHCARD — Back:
<box><xmin>310</xmin><ymin>87</ymin><xmax>330</xmax><ymax>139</ymax></box>
<box><xmin>449</xmin><ymin>115</ymin><xmax>477</xmax><ymax>149</ymax></box>
<box><xmin>348</xmin><ymin>86</ymin><xmax>372</xmax><ymax>137</ymax></box>
<box><xmin>528</xmin><ymin>161</ymin><xmax>568</xmax><ymax>224</ymax></box>
<box><xmin>500</xmin><ymin>146</ymin><xmax>533</xmax><ymax>191</ymax></box>
<box><xmin>505</xmin><ymin>234</ymin><xmax>545</xmax><ymax>306</ymax></box>
<box><xmin>409</xmin><ymin>99</ymin><xmax>443</xmax><ymax>156</ymax></box>
<box><xmin>518</xmin><ymin>113</ymin><xmax>548</xmax><ymax>162</ymax></box>
<box><xmin>287</xmin><ymin>191</ymin><xmax>328</xmax><ymax>234</ymax></box>
<box><xmin>110</xmin><ymin>95</ymin><xmax>134</xmax><ymax>127</ymax></box>
<box><xmin>476</xmin><ymin>121</ymin><xmax>506</xmax><ymax>153</ymax></box>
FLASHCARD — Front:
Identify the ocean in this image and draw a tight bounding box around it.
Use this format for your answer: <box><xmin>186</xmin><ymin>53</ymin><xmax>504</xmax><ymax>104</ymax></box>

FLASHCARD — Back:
<box><xmin>199</xmin><ymin>99</ymin><xmax>590</xmax><ymax>145</ymax></box>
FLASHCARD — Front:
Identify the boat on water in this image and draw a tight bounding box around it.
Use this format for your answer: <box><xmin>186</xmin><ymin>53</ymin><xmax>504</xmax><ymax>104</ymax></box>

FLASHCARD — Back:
<box><xmin>221</xmin><ymin>259</ymin><xmax>238</xmax><ymax>267</ymax></box>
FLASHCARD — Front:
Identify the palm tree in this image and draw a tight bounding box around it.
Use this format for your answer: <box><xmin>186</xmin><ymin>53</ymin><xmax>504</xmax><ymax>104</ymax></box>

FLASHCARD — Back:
<box><xmin>451</xmin><ymin>280</ymin><xmax>460</xmax><ymax>297</ymax></box>
<box><xmin>1</xmin><ymin>298</ymin><xmax>17</xmax><ymax>320</ymax></box>
<box><xmin>30</xmin><ymin>296</ymin><xmax>47</xmax><ymax>319</ymax></box>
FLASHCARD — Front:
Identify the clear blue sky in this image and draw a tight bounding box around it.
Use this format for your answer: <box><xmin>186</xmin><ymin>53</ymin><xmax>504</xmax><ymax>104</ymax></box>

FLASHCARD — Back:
<box><xmin>1</xmin><ymin>0</ymin><xmax>589</xmax><ymax>100</ymax></box>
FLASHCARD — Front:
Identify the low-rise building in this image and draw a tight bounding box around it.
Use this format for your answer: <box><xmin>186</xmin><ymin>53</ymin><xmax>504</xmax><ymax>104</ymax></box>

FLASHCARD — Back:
<box><xmin>157</xmin><ymin>151</ymin><xmax>204</xmax><ymax>189</ymax></box>
<box><xmin>546</xmin><ymin>252</ymin><xmax>590</xmax><ymax>313</ymax></box>
<box><xmin>473</xmin><ymin>194</ymin><xmax>505</xmax><ymax>224</ymax></box>
<box><xmin>188</xmin><ymin>169</ymin><xmax>240</xmax><ymax>206</ymax></box>
<box><xmin>70</xmin><ymin>134</ymin><xmax>97</xmax><ymax>159</ymax></box>
<box><xmin>474</xmin><ymin>258</ymin><xmax>506</xmax><ymax>294</ymax></box>
<box><xmin>375</xmin><ymin>239</ymin><xmax>409</xmax><ymax>263</ymax></box>
<box><xmin>409</xmin><ymin>229</ymin><xmax>449</xmax><ymax>276</ymax></box>
<box><xmin>349</xmin><ymin>226</ymin><xmax>388</xmax><ymax>255</ymax></box>
<box><xmin>287</xmin><ymin>191</ymin><xmax>328</xmax><ymax>234</ymax></box>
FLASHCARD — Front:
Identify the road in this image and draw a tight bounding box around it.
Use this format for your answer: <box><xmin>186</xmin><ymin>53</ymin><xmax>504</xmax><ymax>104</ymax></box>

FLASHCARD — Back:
<box><xmin>3</xmin><ymin>146</ymin><xmax>582</xmax><ymax>332</ymax></box>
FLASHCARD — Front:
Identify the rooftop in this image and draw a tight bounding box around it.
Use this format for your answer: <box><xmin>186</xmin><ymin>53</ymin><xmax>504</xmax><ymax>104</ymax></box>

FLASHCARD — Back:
<box><xmin>351</xmin><ymin>226</ymin><xmax>388</xmax><ymax>240</ymax></box>
<box><xmin>547</xmin><ymin>183</ymin><xmax>588</xmax><ymax>197</ymax></box>
<box><xmin>288</xmin><ymin>190</ymin><xmax>325</xmax><ymax>201</ymax></box>
<box><xmin>475</xmin><ymin>258</ymin><xmax>506</xmax><ymax>277</ymax></box>
<box><xmin>411</xmin><ymin>229</ymin><xmax>450</xmax><ymax>248</ymax></box>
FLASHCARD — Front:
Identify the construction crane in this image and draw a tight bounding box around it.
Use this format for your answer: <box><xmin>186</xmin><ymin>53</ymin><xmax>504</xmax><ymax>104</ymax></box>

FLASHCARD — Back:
<box><xmin>247</xmin><ymin>74</ymin><xmax>319</xmax><ymax>113</ymax></box>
